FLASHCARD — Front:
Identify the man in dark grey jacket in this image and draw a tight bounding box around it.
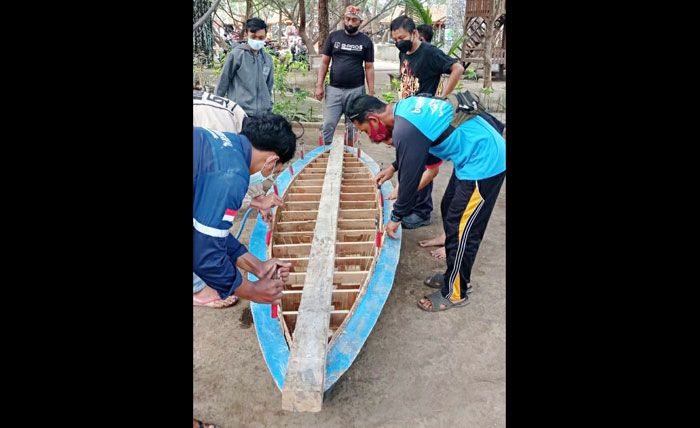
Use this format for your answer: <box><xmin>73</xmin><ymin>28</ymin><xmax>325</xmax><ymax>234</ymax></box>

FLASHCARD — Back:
<box><xmin>215</xmin><ymin>17</ymin><xmax>274</xmax><ymax>118</ymax></box>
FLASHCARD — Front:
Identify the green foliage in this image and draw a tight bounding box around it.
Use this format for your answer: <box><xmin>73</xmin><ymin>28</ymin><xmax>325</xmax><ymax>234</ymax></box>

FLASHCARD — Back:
<box><xmin>272</xmin><ymin>54</ymin><xmax>313</xmax><ymax>121</ymax></box>
<box><xmin>390</xmin><ymin>77</ymin><xmax>401</xmax><ymax>92</ymax></box>
<box><xmin>454</xmin><ymin>81</ymin><xmax>464</xmax><ymax>92</ymax></box>
<box><xmin>447</xmin><ymin>35</ymin><xmax>465</xmax><ymax>58</ymax></box>
<box><xmin>381</xmin><ymin>92</ymin><xmax>395</xmax><ymax>104</ymax></box>
<box><xmin>480</xmin><ymin>86</ymin><xmax>495</xmax><ymax>111</ymax></box>
<box><xmin>480</xmin><ymin>87</ymin><xmax>494</xmax><ymax>96</ymax></box>
<box><xmin>465</xmin><ymin>67</ymin><xmax>478</xmax><ymax>80</ymax></box>
<box><xmin>404</xmin><ymin>0</ymin><xmax>432</xmax><ymax>25</ymax></box>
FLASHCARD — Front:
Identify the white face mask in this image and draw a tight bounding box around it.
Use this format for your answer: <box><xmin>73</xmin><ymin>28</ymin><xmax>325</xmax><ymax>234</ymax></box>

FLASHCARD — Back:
<box><xmin>248</xmin><ymin>38</ymin><xmax>266</xmax><ymax>50</ymax></box>
<box><xmin>249</xmin><ymin>160</ymin><xmax>276</xmax><ymax>186</ymax></box>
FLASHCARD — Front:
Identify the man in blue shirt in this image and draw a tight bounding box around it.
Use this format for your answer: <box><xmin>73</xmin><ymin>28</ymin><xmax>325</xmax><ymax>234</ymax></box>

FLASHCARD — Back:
<box><xmin>193</xmin><ymin>114</ymin><xmax>297</xmax><ymax>307</ymax></box>
<box><xmin>348</xmin><ymin>95</ymin><xmax>505</xmax><ymax>312</ymax></box>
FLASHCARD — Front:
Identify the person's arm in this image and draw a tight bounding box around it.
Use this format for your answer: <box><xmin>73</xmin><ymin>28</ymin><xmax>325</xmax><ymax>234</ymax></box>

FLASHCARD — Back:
<box><xmin>236</xmin><ymin>252</ymin><xmax>291</xmax><ymax>283</ymax></box>
<box><xmin>365</xmin><ymin>62</ymin><xmax>375</xmax><ymax>96</ymax></box>
<box><xmin>249</xmin><ymin>191</ymin><xmax>284</xmax><ymax>223</ymax></box>
<box><xmin>418</xmin><ymin>164</ymin><xmax>440</xmax><ymax>190</ymax></box>
<box><xmin>374</xmin><ymin>163</ymin><xmax>396</xmax><ymax>186</ymax></box>
<box><xmin>193</xmin><ymin>229</ymin><xmax>247</xmax><ymax>298</ymax></box>
<box><xmin>266</xmin><ymin>54</ymin><xmax>274</xmax><ymax>96</ymax></box>
<box><xmin>391</xmin><ymin>117</ymin><xmax>432</xmax><ymax>221</ymax></box>
<box><xmin>215</xmin><ymin>50</ymin><xmax>239</xmax><ymax>97</ymax></box>
<box><xmin>315</xmin><ymin>36</ymin><xmax>334</xmax><ymax>101</ymax></box>
<box><xmin>429</xmin><ymin>46</ymin><xmax>464</xmax><ymax>97</ymax></box>
<box><xmin>315</xmin><ymin>55</ymin><xmax>331</xmax><ymax>100</ymax></box>
<box><xmin>441</xmin><ymin>62</ymin><xmax>465</xmax><ymax>97</ymax></box>
<box><xmin>364</xmin><ymin>37</ymin><xmax>375</xmax><ymax>96</ymax></box>
<box><xmin>388</xmin><ymin>158</ymin><xmax>441</xmax><ymax>199</ymax></box>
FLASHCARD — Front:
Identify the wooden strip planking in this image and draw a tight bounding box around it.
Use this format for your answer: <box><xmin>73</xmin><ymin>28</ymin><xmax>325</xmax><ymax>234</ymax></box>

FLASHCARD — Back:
<box><xmin>281</xmin><ymin>137</ymin><xmax>344</xmax><ymax>412</ymax></box>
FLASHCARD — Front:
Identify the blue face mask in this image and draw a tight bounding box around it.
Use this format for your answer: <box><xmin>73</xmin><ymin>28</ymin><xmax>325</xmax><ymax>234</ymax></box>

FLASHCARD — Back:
<box><xmin>249</xmin><ymin>160</ymin><xmax>276</xmax><ymax>186</ymax></box>
<box><xmin>248</xmin><ymin>38</ymin><xmax>266</xmax><ymax>50</ymax></box>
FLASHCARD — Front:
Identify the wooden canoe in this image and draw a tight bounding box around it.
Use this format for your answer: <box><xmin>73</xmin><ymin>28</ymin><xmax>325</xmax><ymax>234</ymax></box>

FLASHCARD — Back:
<box><xmin>248</xmin><ymin>142</ymin><xmax>402</xmax><ymax>393</ymax></box>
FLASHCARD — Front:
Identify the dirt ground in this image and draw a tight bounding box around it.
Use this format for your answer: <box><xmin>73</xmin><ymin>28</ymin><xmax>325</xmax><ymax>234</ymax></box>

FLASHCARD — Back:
<box><xmin>193</xmin><ymin>126</ymin><xmax>506</xmax><ymax>426</ymax></box>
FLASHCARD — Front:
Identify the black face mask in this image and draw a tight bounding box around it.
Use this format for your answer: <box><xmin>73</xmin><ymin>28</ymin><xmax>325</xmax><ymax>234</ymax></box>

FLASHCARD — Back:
<box><xmin>344</xmin><ymin>25</ymin><xmax>359</xmax><ymax>34</ymax></box>
<box><xmin>395</xmin><ymin>38</ymin><xmax>412</xmax><ymax>53</ymax></box>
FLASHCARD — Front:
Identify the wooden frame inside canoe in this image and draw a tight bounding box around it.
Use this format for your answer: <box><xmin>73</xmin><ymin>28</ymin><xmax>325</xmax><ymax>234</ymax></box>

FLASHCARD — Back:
<box><xmin>248</xmin><ymin>142</ymin><xmax>402</xmax><ymax>393</ymax></box>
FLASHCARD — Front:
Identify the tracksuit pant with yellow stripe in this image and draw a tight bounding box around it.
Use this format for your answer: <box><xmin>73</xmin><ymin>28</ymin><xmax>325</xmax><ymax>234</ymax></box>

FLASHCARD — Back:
<box><xmin>440</xmin><ymin>170</ymin><xmax>506</xmax><ymax>301</ymax></box>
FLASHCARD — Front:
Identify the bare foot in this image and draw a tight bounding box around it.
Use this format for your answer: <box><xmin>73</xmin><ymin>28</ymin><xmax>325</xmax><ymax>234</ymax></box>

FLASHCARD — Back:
<box><xmin>194</xmin><ymin>419</ymin><xmax>217</xmax><ymax>428</ymax></box>
<box><xmin>430</xmin><ymin>246</ymin><xmax>446</xmax><ymax>260</ymax></box>
<box><xmin>193</xmin><ymin>285</ymin><xmax>239</xmax><ymax>308</ymax></box>
<box><xmin>418</xmin><ymin>233</ymin><xmax>446</xmax><ymax>248</ymax></box>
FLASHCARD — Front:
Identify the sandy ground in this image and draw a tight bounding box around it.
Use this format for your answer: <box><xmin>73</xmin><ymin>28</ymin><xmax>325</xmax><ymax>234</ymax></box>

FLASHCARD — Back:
<box><xmin>194</xmin><ymin>128</ymin><xmax>506</xmax><ymax>427</ymax></box>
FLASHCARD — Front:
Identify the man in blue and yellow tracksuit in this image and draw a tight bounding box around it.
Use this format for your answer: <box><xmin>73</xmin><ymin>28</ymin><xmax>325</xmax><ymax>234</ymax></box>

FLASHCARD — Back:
<box><xmin>348</xmin><ymin>95</ymin><xmax>505</xmax><ymax>312</ymax></box>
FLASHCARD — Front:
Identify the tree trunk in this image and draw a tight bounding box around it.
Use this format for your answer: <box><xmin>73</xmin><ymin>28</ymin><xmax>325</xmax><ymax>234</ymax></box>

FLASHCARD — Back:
<box><xmin>193</xmin><ymin>0</ymin><xmax>215</xmax><ymax>65</ymax></box>
<box><xmin>278</xmin><ymin>8</ymin><xmax>283</xmax><ymax>40</ymax></box>
<box><xmin>482</xmin><ymin>0</ymin><xmax>496</xmax><ymax>88</ymax></box>
<box><xmin>318</xmin><ymin>0</ymin><xmax>329</xmax><ymax>54</ymax></box>
<box><xmin>369</xmin><ymin>0</ymin><xmax>378</xmax><ymax>38</ymax></box>
<box><xmin>246</xmin><ymin>0</ymin><xmax>252</xmax><ymax>20</ymax></box>
<box><xmin>298</xmin><ymin>0</ymin><xmax>309</xmax><ymax>51</ymax></box>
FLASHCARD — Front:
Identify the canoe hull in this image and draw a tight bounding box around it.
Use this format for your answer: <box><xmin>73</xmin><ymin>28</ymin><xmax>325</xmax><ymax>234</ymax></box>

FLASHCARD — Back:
<box><xmin>249</xmin><ymin>144</ymin><xmax>402</xmax><ymax>391</ymax></box>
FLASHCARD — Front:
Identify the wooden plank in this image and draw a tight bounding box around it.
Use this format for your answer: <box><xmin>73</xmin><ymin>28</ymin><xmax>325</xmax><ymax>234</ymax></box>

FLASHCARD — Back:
<box><xmin>281</xmin><ymin>137</ymin><xmax>344</xmax><ymax>412</ymax></box>
<box><xmin>273</xmin><ymin>229</ymin><xmax>375</xmax><ymax>244</ymax></box>
<box><xmin>338</xmin><ymin>209</ymin><xmax>378</xmax><ymax>219</ymax></box>
<box><xmin>273</xmin><ymin>243</ymin><xmax>312</xmax><ymax>257</ymax></box>
<box><xmin>283</xmin><ymin>201</ymin><xmax>321</xmax><ymax>211</ymax></box>
<box><xmin>286</xmin><ymin>193</ymin><xmax>321</xmax><ymax>202</ymax></box>
<box><xmin>340</xmin><ymin>192</ymin><xmax>376</xmax><ymax>201</ymax></box>
<box><xmin>287</xmin><ymin>270</ymin><xmax>369</xmax><ymax>285</ymax></box>
<box><xmin>275</xmin><ymin>220</ymin><xmax>316</xmax><ymax>232</ymax></box>
<box><xmin>342</xmin><ymin>179</ymin><xmax>374</xmax><ymax>186</ymax></box>
<box><xmin>341</xmin><ymin>184</ymin><xmax>375</xmax><ymax>193</ymax></box>
<box><xmin>335</xmin><ymin>241</ymin><xmax>375</xmax><ymax>256</ymax></box>
<box><xmin>293</xmin><ymin>179</ymin><xmax>325</xmax><ymax>186</ymax></box>
<box><xmin>288</xmin><ymin>185</ymin><xmax>323</xmax><ymax>193</ymax></box>
<box><xmin>337</xmin><ymin>219</ymin><xmax>375</xmax><ymax>229</ymax></box>
<box><xmin>280</xmin><ymin>210</ymin><xmax>319</xmax><ymax>221</ymax></box>
<box><xmin>274</xmin><ymin>231</ymin><xmax>315</xmax><ymax>245</ymax></box>
<box><xmin>342</xmin><ymin>174</ymin><xmax>372</xmax><ymax>181</ymax></box>
<box><xmin>340</xmin><ymin>201</ymin><xmax>377</xmax><ymax>210</ymax></box>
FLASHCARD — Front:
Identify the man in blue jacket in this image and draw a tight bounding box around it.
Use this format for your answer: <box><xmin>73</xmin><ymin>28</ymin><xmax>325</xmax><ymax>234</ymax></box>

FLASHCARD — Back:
<box><xmin>347</xmin><ymin>95</ymin><xmax>505</xmax><ymax>312</ymax></box>
<box><xmin>193</xmin><ymin>114</ymin><xmax>297</xmax><ymax>306</ymax></box>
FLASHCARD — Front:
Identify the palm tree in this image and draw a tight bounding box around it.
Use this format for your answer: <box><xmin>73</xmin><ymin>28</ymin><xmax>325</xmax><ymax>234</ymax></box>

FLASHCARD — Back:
<box><xmin>404</xmin><ymin>0</ymin><xmax>432</xmax><ymax>25</ymax></box>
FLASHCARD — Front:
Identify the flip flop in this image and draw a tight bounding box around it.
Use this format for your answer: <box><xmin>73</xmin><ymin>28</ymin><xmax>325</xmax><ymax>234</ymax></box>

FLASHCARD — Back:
<box><xmin>193</xmin><ymin>295</ymin><xmax>239</xmax><ymax>308</ymax></box>
<box><xmin>417</xmin><ymin>290</ymin><xmax>469</xmax><ymax>312</ymax></box>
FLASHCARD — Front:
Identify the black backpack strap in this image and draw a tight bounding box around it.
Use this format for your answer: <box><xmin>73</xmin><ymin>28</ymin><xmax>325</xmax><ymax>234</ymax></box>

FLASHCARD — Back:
<box><xmin>432</xmin><ymin>125</ymin><xmax>456</xmax><ymax>147</ymax></box>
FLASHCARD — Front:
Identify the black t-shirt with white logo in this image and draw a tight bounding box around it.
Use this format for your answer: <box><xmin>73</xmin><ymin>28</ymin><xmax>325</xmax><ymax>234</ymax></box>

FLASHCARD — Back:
<box><xmin>399</xmin><ymin>42</ymin><xmax>456</xmax><ymax>96</ymax></box>
<box><xmin>323</xmin><ymin>30</ymin><xmax>374</xmax><ymax>89</ymax></box>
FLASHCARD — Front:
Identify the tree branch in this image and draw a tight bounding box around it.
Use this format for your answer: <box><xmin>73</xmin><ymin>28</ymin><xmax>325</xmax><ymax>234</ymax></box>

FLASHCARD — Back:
<box><xmin>194</xmin><ymin>0</ymin><xmax>223</xmax><ymax>32</ymax></box>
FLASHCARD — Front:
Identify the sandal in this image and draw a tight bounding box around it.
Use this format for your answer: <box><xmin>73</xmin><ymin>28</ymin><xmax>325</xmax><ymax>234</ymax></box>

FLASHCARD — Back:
<box><xmin>424</xmin><ymin>274</ymin><xmax>472</xmax><ymax>293</ymax></box>
<box><xmin>417</xmin><ymin>290</ymin><xmax>469</xmax><ymax>312</ymax></box>
<box><xmin>193</xmin><ymin>294</ymin><xmax>239</xmax><ymax>308</ymax></box>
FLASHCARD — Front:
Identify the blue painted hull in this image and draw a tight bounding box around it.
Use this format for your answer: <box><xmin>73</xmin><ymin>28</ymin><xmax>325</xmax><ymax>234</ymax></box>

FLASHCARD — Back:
<box><xmin>248</xmin><ymin>144</ymin><xmax>402</xmax><ymax>392</ymax></box>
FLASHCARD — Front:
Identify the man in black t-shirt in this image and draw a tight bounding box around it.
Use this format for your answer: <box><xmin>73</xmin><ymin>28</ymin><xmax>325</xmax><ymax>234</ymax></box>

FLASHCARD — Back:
<box><xmin>380</xmin><ymin>15</ymin><xmax>464</xmax><ymax>230</ymax></box>
<box><xmin>314</xmin><ymin>5</ymin><xmax>375</xmax><ymax>144</ymax></box>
